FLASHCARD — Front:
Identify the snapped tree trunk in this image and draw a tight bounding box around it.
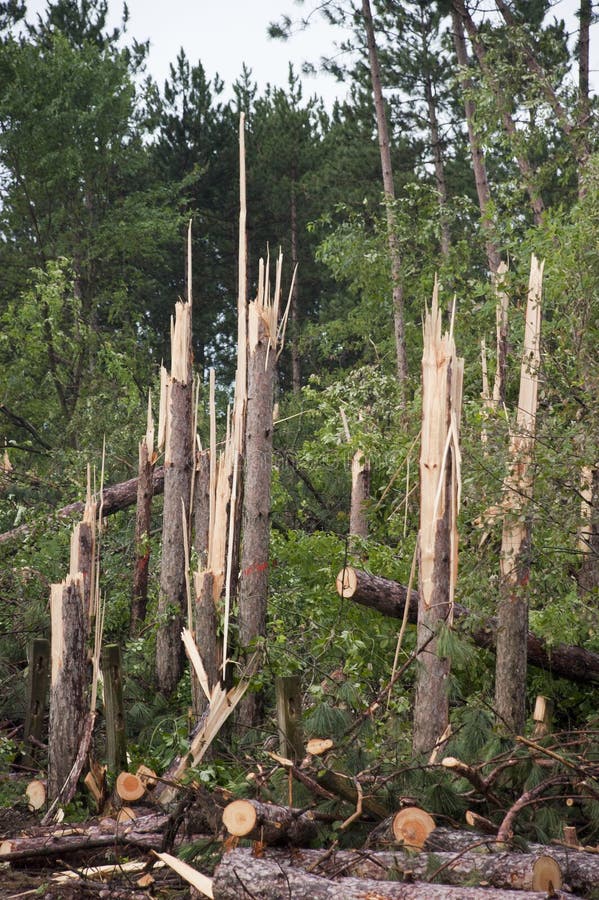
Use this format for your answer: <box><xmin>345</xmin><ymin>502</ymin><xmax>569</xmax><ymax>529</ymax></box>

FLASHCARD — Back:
<box><xmin>157</xmin><ymin>300</ymin><xmax>193</xmax><ymax>696</ymax></box>
<box><xmin>238</xmin><ymin>273</ymin><xmax>278</xmax><ymax>726</ymax></box>
<box><xmin>413</xmin><ymin>288</ymin><xmax>463</xmax><ymax>755</ymax></box>
<box><xmin>495</xmin><ymin>256</ymin><xmax>543</xmax><ymax>733</ymax></box>
<box><xmin>48</xmin><ymin>575</ymin><xmax>88</xmax><ymax>801</ymax></box>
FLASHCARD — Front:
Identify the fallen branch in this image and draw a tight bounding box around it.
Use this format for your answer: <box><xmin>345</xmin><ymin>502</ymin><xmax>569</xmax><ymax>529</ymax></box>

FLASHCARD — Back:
<box><xmin>0</xmin><ymin>467</ymin><xmax>165</xmax><ymax>546</ymax></box>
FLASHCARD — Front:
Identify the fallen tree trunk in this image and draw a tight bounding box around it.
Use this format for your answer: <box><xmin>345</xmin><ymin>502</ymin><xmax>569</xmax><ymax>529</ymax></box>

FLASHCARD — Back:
<box><xmin>279</xmin><ymin>847</ymin><xmax>563</xmax><ymax>893</ymax></box>
<box><xmin>0</xmin><ymin>467</ymin><xmax>165</xmax><ymax>546</ymax></box>
<box><xmin>222</xmin><ymin>798</ymin><xmax>318</xmax><ymax>845</ymax></box>
<box><xmin>0</xmin><ymin>812</ymin><xmax>169</xmax><ymax>862</ymax></box>
<box><xmin>212</xmin><ymin>848</ymin><xmax>577</xmax><ymax>899</ymax></box>
<box><xmin>336</xmin><ymin>567</ymin><xmax>599</xmax><ymax>684</ymax></box>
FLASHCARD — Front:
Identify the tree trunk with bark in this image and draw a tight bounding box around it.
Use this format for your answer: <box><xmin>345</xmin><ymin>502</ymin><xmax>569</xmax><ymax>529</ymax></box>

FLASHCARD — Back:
<box><xmin>157</xmin><ymin>300</ymin><xmax>193</xmax><ymax>696</ymax></box>
<box><xmin>238</xmin><ymin>277</ymin><xmax>278</xmax><ymax>726</ymax></box>
<box><xmin>362</xmin><ymin>0</ymin><xmax>408</xmax><ymax>384</ymax></box>
<box><xmin>131</xmin><ymin>408</ymin><xmax>155</xmax><ymax>634</ymax></box>
<box><xmin>336</xmin><ymin>566</ymin><xmax>599</xmax><ymax>684</ymax></box>
<box><xmin>47</xmin><ymin>575</ymin><xmax>88</xmax><ymax>801</ymax></box>
<box><xmin>222</xmin><ymin>798</ymin><xmax>318</xmax><ymax>845</ymax></box>
<box><xmin>413</xmin><ymin>289</ymin><xmax>463</xmax><ymax>755</ymax></box>
<box><xmin>495</xmin><ymin>257</ymin><xmax>543</xmax><ymax>734</ymax></box>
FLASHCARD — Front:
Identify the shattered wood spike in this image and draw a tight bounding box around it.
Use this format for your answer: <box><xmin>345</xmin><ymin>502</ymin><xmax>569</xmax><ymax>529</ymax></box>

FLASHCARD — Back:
<box><xmin>157</xmin><ymin>364</ymin><xmax>169</xmax><ymax>452</ymax></box>
<box><xmin>25</xmin><ymin>779</ymin><xmax>47</xmax><ymax>811</ymax></box>
<box><xmin>531</xmin><ymin>855</ymin><xmax>562</xmax><ymax>892</ymax></box>
<box><xmin>154</xmin><ymin>851</ymin><xmax>214</xmax><ymax>898</ymax></box>
<box><xmin>222</xmin><ymin>798</ymin><xmax>318</xmax><ymax>845</ymax></box>
<box><xmin>116</xmin><ymin>772</ymin><xmax>145</xmax><ymax>802</ymax></box>
<box><xmin>392</xmin><ymin>807</ymin><xmax>436</xmax><ymax>848</ymax></box>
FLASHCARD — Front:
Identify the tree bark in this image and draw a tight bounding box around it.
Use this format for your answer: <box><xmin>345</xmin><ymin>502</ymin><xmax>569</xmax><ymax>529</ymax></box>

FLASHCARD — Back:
<box><xmin>362</xmin><ymin>0</ymin><xmax>408</xmax><ymax>384</ymax></box>
<box><xmin>263</xmin><ymin>847</ymin><xmax>564</xmax><ymax>893</ymax></box>
<box><xmin>157</xmin><ymin>300</ymin><xmax>194</xmax><ymax>696</ymax></box>
<box><xmin>131</xmin><ymin>434</ymin><xmax>154</xmax><ymax>633</ymax></box>
<box><xmin>47</xmin><ymin>575</ymin><xmax>88</xmax><ymax>801</ymax></box>
<box><xmin>290</xmin><ymin>175</ymin><xmax>301</xmax><ymax>393</ymax></box>
<box><xmin>451</xmin><ymin>9</ymin><xmax>502</xmax><ymax>275</ymax></box>
<box><xmin>212</xmin><ymin>849</ymin><xmax>573</xmax><ymax>900</ymax></box>
<box><xmin>495</xmin><ymin>258</ymin><xmax>543</xmax><ymax>733</ymax></box>
<box><xmin>222</xmin><ymin>798</ymin><xmax>318</xmax><ymax>845</ymax></box>
<box><xmin>413</xmin><ymin>292</ymin><xmax>463</xmax><ymax>755</ymax></box>
<box><xmin>336</xmin><ymin>566</ymin><xmax>599</xmax><ymax>685</ymax></box>
<box><xmin>237</xmin><ymin>297</ymin><xmax>277</xmax><ymax>726</ymax></box>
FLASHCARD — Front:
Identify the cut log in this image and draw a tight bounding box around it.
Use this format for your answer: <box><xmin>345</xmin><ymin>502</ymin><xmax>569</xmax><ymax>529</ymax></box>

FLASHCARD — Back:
<box><xmin>136</xmin><ymin>764</ymin><xmax>158</xmax><ymax>789</ymax></box>
<box><xmin>222</xmin><ymin>798</ymin><xmax>318</xmax><ymax>845</ymax></box>
<box><xmin>392</xmin><ymin>807</ymin><xmax>436</xmax><ymax>848</ymax></box>
<box><xmin>255</xmin><ymin>847</ymin><xmax>565</xmax><ymax>894</ymax></box>
<box><xmin>306</xmin><ymin>738</ymin><xmax>333</xmax><ymax>756</ymax></box>
<box><xmin>0</xmin><ymin>812</ymin><xmax>169</xmax><ymax>861</ymax></box>
<box><xmin>212</xmin><ymin>848</ymin><xmax>576</xmax><ymax>899</ymax></box>
<box><xmin>116</xmin><ymin>772</ymin><xmax>145</xmax><ymax>803</ymax></box>
<box><xmin>0</xmin><ymin>467</ymin><xmax>165</xmax><ymax>546</ymax></box>
<box><xmin>336</xmin><ymin>566</ymin><xmax>599</xmax><ymax>684</ymax></box>
<box><xmin>25</xmin><ymin>778</ymin><xmax>46</xmax><ymax>811</ymax></box>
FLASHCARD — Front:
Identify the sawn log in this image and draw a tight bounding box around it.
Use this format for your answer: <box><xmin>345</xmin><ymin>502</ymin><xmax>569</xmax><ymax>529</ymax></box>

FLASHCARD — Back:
<box><xmin>212</xmin><ymin>848</ymin><xmax>577</xmax><ymax>899</ymax></box>
<box><xmin>336</xmin><ymin>567</ymin><xmax>599</xmax><ymax>684</ymax></box>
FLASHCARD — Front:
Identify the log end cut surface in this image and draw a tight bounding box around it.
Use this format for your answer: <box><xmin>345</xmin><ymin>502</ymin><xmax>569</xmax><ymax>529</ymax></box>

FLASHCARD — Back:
<box><xmin>393</xmin><ymin>807</ymin><xmax>436</xmax><ymax>848</ymax></box>
<box><xmin>222</xmin><ymin>799</ymin><xmax>258</xmax><ymax>837</ymax></box>
<box><xmin>532</xmin><ymin>855</ymin><xmax>562</xmax><ymax>892</ymax></box>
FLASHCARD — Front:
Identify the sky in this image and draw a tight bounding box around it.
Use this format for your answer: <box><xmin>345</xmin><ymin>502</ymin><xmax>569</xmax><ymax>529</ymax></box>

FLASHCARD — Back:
<box><xmin>22</xmin><ymin>0</ymin><xmax>597</xmax><ymax>107</ymax></box>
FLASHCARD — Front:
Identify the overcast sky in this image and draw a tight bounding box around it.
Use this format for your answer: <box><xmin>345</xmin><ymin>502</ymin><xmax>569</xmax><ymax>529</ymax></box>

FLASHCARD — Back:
<box><xmin>23</xmin><ymin>0</ymin><xmax>597</xmax><ymax>108</ymax></box>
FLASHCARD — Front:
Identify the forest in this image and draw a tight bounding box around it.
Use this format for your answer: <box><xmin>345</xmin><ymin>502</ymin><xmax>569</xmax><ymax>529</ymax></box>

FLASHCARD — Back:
<box><xmin>0</xmin><ymin>0</ymin><xmax>598</xmax><ymax>897</ymax></box>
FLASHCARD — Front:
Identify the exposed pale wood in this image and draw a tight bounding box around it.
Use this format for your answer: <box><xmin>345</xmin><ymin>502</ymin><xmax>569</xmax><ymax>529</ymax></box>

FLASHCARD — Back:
<box><xmin>392</xmin><ymin>807</ymin><xmax>436</xmax><ymax>848</ymax></box>
<box><xmin>350</xmin><ymin>448</ymin><xmax>370</xmax><ymax>540</ymax></box>
<box><xmin>496</xmin><ymin>256</ymin><xmax>544</xmax><ymax>733</ymax></box>
<box><xmin>414</xmin><ymin>287</ymin><xmax>463</xmax><ymax>754</ymax></box>
<box><xmin>136</xmin><ymin>764</ymin><xmax>157</xmax><ymax>789</ymax></box>
<box><xmin>116</xmin><ymin>805</ymin><xmax>137</xmax><ymax>824</ymax></box>
<box><xmin>116</xmin><ymin>771</ymin><xmax>145</xmax><ymax>802</ymax></box>
<box><xmin>532</xmin><ymin>695</ymin><xmax>554</xmax><ymax>738</ymax></box>
<box><xmin>155</xmin><ymin>850</ymin><xmax>214</xmax><ymax>898</ymax></box>
<box><xmin>532</xmin><ymin>855</ymin><xmax>562</xmax><ymax>891</ymax></box>
<box><xmin>25</xmin><ymin>778</ymin><xmax>46</xmax><ymax>810</ymax></box>
<box><xmin>306</xmin><ymin>738</ymin><xmax>333</xmax><ymax>756</ymax></box>
<box><xmin>335</xmin><ymin>566</ymin><xmax>599</xmax><ymax>684</ymax></box>
<box><xmin>222</xmin><ymin>798</ymin><xmax>318</xmax><ymax>844</ymax></box>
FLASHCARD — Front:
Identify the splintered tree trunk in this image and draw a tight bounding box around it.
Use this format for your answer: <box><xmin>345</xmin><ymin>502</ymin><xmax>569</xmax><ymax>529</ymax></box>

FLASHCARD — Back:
<box><xmin>157</xmin><ymin>301</ymin><xmax>193</xmax><ymax>696</ymax></box>
<box><xmin>131</xmin><ymin>414</ymin><xmax>154</xmax><ymax>634</ymax></box>
<box><xmin>495</xmin><ymin>256</ymin><xmax>543</xmax><ymax>734</ymax></box>
<box><xmin>238</xmin><ymin>298</ymin><xmax>276</xmax><ymax>726</ymax></box>
<box><xmin>48</xmin><ymin>575</ymin><xmax>87</xmax><ymax>801</ymax></box>
<box><xmin>413</xmin><ymin>289</ymin><xmax>463</xmax><ymax>756</ymax></box>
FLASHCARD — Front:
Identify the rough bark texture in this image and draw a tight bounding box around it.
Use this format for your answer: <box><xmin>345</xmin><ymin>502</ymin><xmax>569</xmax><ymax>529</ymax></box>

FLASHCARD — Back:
<box><xmin>157</xmin><ymin>376</ymin><xmax>194</xmax><ymax>696</ymax></box>
<box><xmin>495</xmin><ymin>258</ymin><xmax>543</xmax><ymax>733</ymax></box>
<box><xmin>69</xmin><ymin>520</ymin><xmax>94</xmax><ymax>623</ymax></box>
<box><xmin>222</xmin><ymin>798</ymin><xmax>318</xmax><ymax>845</ymax></box>
<box><xmin>362</xmin><ymin>0</ymin><xmax>407</xmax><ymax>383</ymax></box>
<box><xmin>193</xmin><ymin>569</ymin><xmax>221</xmax><ymax>721</ymax></box>
<box><xmin>131</xmin><ymin>436</ymin><xmax>154</xmax><ymax>633</ymax></box>
<box><xmin>336</xmin><ymin>566</ymin><xmax>599</xmax><ymax>684</ymax></box>
<box><xmin>451</xmin><ymin>9</ymin><xmax>501</xmax><ymax>275</ymax></box>
<box><xmin>47</xmin><ymin>576</ymin><xmax>88</xmax><ymax>801</ymax></box>
<box><xmin>349</xmin><ymin>449</ymin><xmax>370</xmax><ymax>541</ymax></box>
<box><xmin>0</xmin><ymin>467</ymin><xmax>165</xmax><ymax>546</ymax></box>
<box><xmin>265</xmin><ymin>847</ymin><xmax>565</xmax><ymax>893</ymax></box>
<box><xmin>413</xmin><ymin>295</ymin><xmax>463</xmax><ymax>755</ymax></box>
<box><xmin>238</xmin><ymin>303</ymin><xmax>276</xmax><ymax>726</ymax></box>
<box><xmin>212</xmin><ymin>849</ymin><xmax>574</xmax><ymax>900</ymax></box>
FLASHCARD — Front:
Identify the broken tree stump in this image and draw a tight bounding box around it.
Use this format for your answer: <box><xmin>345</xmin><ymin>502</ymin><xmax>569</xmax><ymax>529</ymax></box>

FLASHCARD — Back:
<box><xmin>275</xmin><ymin>675</ymin><xmax>303</xmax><ymax>762</ymax></box>
<box><xmin>102</xmin><ymin>643</ymin><xmax>127</xmax><ymax>773</ymax></box>
<box><xmin>47</xmin><ymin>575</ymin><xmax>87</xmax><ymax>801</ymax></box>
